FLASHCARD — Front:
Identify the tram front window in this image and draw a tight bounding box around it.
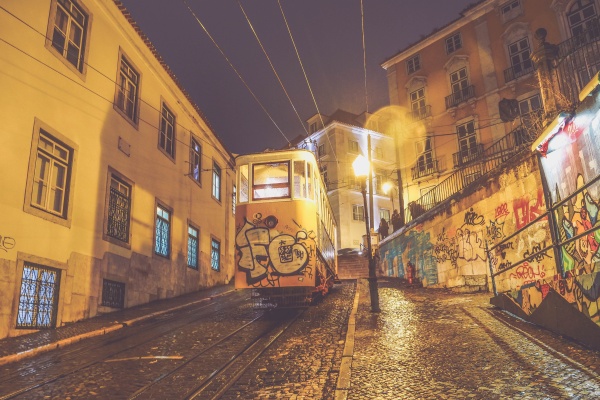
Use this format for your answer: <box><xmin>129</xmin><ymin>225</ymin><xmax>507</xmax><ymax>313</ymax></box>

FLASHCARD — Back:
<box><xmin>253</xmin><ymin>161</ymin><xmax>290</xmax><ymax>200</ymax></box>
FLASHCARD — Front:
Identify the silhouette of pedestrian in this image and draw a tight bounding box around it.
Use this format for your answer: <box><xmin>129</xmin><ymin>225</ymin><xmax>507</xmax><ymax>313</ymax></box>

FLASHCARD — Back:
<box><xmin>379</xmin><ymin>218</ymin><xmax>389</xmax><ymax>240</ymax></box>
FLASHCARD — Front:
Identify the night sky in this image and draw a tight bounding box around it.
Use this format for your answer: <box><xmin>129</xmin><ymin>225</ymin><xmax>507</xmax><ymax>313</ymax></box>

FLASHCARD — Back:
<box><xmin>119</xmin><ymin>0</ymin><xmax>477</xmax><ymax>155</ymax></box>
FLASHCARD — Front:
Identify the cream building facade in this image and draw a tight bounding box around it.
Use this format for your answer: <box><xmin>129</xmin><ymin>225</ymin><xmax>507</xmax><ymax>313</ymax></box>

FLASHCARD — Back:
<box><xmin>381</xmin><ymin>0</ymin><xmax>590</xmax><ymax>220</ymax></box>
<box><xmin>0</xmin><ymin>0</ymin><xmax>236</xmax><ymax>339</ymax></box>
<box><xmin>299</xmin><ymin>110</ymin><xmax>396</xmax><ymax>252</ymax></box>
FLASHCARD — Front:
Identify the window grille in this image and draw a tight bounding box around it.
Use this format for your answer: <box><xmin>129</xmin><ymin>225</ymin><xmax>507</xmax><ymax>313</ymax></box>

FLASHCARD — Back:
<box><xmin>188</xmin><ymin>225</ymin><xmax>199</xmax><ymax>269</ymax></box>
<box><xmin>211</xmin><ymin>239</ymin><xmax>220</xmax><ymax>271</ymax></box>
<box><xmin>155</xmin><ymin>204</ymin><xmax>171</xmax><ymax>257</ymax></box>
<box><xmin>17</xmin><ymin>263</ymin><xmax>60</xmax><ymax>329</ymax></box>
<box><xmin>107</xmin><ymin>176</ymin><xmax>131</xmax><ymax>243</ymax></box>
<box><xmin>101</xmin><ymin>279</ymin><xmax>125</xmax><ymax>308</ymax></box>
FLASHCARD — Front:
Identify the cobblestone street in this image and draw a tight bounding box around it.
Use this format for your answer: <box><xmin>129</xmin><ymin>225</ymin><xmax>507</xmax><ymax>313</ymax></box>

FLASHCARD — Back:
<box><xmin>1</xmin><ymin>279</ymin><xmax>599</xmax><ymax>399</ymax></box>
<box><xmin>349</xmin><ymin>278</ymin><xmax>600</xmax><ymax>400</ymax></box>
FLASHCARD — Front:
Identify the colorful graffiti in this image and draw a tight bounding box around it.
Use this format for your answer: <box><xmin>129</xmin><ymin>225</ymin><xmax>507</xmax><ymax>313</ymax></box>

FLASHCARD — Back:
<box><xmin>235</xmin><ymin>215</ymin><xmax>314</xmax><ymax>286</ymax></box>
<box><xmin>556</xmin><ymin>174</ymin><xmax>600</xmax><ymax>275</ymax></box>
<box><xmin>380</xmin><ymin>229</ymin><xmax>437</xmax><ymax>286</ymax></box>
<box><xmin>434</xmin><ymin>208</ymin><xmax>487</xmax><ymax>268</ymax></box>
<box><xmin>507</xmin><ymin>271</ymin><xmax>600</xmax><ymax>325</ymax></box>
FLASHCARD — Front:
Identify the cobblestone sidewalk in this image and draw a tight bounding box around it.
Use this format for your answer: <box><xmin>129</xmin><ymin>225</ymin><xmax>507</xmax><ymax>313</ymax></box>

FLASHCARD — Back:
<box><xmin>348</xmin><ymin>277</ymin><xmax>600</xmax><ymax>400</ymax></box>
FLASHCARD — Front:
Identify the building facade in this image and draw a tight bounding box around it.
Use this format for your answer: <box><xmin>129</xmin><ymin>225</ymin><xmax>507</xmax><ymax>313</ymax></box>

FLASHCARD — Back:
<box><xmin>298</xmin><ymin>110</ymin><xmax>396</xmax><ymax>253</ymax></box>
<box><xmin>0</xmin><ymin>0</ymin><xmax>236</xmax><ymax>339</ymax></box>
<box><xmin>380</xmin><ymin>0</ymin><xmax>590</xmax><ymax>221</ymax></box>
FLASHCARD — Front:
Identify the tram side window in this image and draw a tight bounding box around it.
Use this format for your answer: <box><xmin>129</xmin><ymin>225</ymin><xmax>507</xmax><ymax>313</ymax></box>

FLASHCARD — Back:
<box><xmin>307</xmin><ymin>163</ymin><xmax>315</xmax><ymax>200</ymax></box>
<box><xmin>293</xmin><ymin>161</ymin><xmax>307</xmax><ymax>198</ymax></box>
<box><xmin>239</xmin><ymin>164</ymin><xmax>249</xmax><ymax>203</ymax></box>
<box><xmin>253</xmin><ymin>161</ymin><xmax>290</xmax><ymax>200</ymax></box>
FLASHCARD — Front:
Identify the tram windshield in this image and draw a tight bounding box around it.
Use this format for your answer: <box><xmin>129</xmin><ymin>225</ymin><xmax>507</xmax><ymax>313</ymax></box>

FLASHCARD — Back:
<box><xmin>252</xmin><ymin>161</ymin><xmax>290</xmax><ymax>200</ymax></box>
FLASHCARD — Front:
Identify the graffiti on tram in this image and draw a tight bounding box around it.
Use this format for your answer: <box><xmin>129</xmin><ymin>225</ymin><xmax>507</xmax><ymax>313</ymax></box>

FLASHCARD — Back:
<box><xmin>236</xmin><ymin>214</ymin><xmax>315</xmax><ymax>286</ymax></box>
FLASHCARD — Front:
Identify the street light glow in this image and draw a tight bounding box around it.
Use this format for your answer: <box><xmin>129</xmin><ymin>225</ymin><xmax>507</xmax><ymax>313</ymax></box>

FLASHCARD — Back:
<box><xmin>382</xmin><ymin>181</ymin><xmax>393</xmax><ymax>194</ymax></box>
<box><xmin>353</xmin><ymin>155</ymin><xmax>370</xmax><ymax>177</ymax></box>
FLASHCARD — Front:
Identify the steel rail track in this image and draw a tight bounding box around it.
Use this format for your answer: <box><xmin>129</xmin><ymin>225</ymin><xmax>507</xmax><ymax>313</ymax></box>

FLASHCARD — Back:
<box><xmin>0</xmin><ymin>291</ymin><xmax>248</xmax><ymax>400</ymax></box>
<box><xmin>186</xmin><ymin>309</ymin><xmax>304</xmax><ymax>400</ymax></box>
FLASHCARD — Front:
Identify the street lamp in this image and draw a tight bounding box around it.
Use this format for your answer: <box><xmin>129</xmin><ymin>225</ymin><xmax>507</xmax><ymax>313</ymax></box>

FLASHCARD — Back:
<box><xmin>353</xmin><ymin>155</ymin><xmax>381</xmax><ymax>313</ymax></box>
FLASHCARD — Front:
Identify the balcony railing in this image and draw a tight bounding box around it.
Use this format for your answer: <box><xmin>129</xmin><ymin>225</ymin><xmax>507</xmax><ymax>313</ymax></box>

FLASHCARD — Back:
<box><xmin>405</xmin><ymin>116</ymin><xmax>542</xmax><ymax>223</ymax></box>
<box><xmin>410</xmin><ymin>105</ymin><xmax>431</xmax><ymax>121</ymax></box>
<box><xmin>452</xmin><ymin>143</ymin><xmax>484</xmax><ymax>168</ymax></box>
<box><xmin>554</xmin><ymin>18</ymin><xmax>600</xmax><ymax>106</ymax></box>
<box><xmin>504</xmin><ymin>59</ymin><xmax>534</xmax><ymax>83</ymax></box>
<box><xmin>411</xmin><ymin>159</ymin><xmax>439</xmax><ymax>180</ymax></box>
<box><xmin>445</xmin><ymin>85</ymin><xmax>475</xmax><ymax>109</ymax></box>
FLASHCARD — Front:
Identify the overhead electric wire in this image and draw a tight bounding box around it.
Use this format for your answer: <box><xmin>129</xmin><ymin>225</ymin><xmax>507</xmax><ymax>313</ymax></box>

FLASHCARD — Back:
<box><xmin>360</xmin><ymin>0</ymin><xmax>369</xmax><ymax>113</ymax></box>
<box><xmin>236</xmin><ymin>0</ymin><xmax>308</xmax><ymax>136</ymax></box>
<box><xmin>182</xmin><ymin>0</ymin><xmax>291</xmax><ymax>146</ymax></box>
<box><xmin>277</xmin><ymin>0</ymin><xmax>339</xmax><ymax>164</ymax></box>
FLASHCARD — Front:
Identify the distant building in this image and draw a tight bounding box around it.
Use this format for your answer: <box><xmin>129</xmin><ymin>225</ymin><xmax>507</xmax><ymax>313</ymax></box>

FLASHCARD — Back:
<box><xmin>0</xmin><ymin>0</ymin><xmax>235</xmax><ymax>339</ymax></box>
<box><xmin>380</xmin><ymin>0</ymin><xmax>579</xmax><ymax>220</ymax></box>
<box><xmin>294</xmin><ymin>110</ymin><xmax>396</xmax><ymax>253</ymax></box>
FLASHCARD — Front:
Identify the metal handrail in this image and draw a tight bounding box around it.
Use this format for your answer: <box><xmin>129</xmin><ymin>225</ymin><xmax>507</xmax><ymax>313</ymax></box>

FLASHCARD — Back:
<box><xmin>503</xmin><ymin>59</ymin><xmax>534</xmax><ymax>83</ymax></box>
<box><xmin>445</xmin><ymin>85</ymin><xmax>475</xmax><ymax>109</ymax></box>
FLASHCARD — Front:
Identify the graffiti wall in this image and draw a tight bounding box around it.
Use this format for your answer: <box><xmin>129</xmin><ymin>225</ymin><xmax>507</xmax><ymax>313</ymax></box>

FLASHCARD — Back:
<box><xmin>380</xmin><ymin>156</ymin><xmax>549</xmax><ymax>291</ymax></box>
<box><xmin>234</xmin><ymin>203</ymin><xmax>319</xmax><ymax>289</ymax></box>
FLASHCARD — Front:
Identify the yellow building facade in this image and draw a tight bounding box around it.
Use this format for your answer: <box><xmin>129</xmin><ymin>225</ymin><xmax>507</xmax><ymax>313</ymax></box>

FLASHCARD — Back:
<box><xmin>0</xmin><ymin>0</ymin><xmax>236</xmax><ymax>339</ymax></box>
<box><xmin>381</xmin><ymin>0</ymin><xmax>589</xmax><ymax>217</ymax></box>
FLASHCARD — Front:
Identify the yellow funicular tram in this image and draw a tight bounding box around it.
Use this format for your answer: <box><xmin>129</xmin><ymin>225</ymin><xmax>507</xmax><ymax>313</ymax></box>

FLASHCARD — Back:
<box><xmin>234</xmin><ymin>149</ymin><xmax>338</xmax><ymax>308</ymax></box>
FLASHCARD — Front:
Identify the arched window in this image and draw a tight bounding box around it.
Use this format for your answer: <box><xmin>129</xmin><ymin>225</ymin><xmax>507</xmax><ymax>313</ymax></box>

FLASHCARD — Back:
<box><xmin>567</xmin><ymin>0</ymin><xmax>598</xmax><ymax>37</ymax></box>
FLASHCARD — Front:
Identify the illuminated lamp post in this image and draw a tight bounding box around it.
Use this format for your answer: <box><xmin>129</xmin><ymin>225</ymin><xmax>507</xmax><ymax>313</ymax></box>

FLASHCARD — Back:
<box><xmin>353</xmin><ymin>154</ymin><xmax>381</xmax><ymax>312</ymax></box>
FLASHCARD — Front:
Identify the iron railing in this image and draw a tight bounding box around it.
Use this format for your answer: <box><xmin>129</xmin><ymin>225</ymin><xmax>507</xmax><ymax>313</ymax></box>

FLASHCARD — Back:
<box><xmin>445</xmin><ymin>85</ymin><xmax>475</xmax><ymax>109</ymax></box>
<box><xmin>405</xmin><ymin>115</ymin><xmax>542</xmax><ymax>222</ymax></box>
<box><xmin>504</xmin><ymin>59</ymin><xmax>534</xmax><ymax>83</ymax></box>
<box><xmin>452</xmin><ymin>143</ymin><xmax>484</xmax><ymax>168</ymax></box>
<box><xmin>411</xmin><ymin>159</ymin><xmax>439</xmax><ymax>180</ymax></box>
<box><xmin>553</xmin><ymin>18</ymin><xmax>600</xmax><ymax>106</ymax></box>
<box><xmin>410</xmin><ymin>105</ymin><xmax>431</xmax><ymax>121</ymax></box>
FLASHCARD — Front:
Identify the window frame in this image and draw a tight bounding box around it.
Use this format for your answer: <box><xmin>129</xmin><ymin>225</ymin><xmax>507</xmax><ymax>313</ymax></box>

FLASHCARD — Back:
<box><xmin>445</xmin><ymin>32</ymin><xmax>462</xmax><ymax>54</ymax></box>
<box><xmin>45</xmin><ymin>0</ymin><xmax>92</xmax><ymax>77</ymax></box>
<box><xmin>352</xmin><ymin>204</ymin><xmax>365</xmax><ymax>221</ymax></box>
<box><xmin>187</xmin><ymin>222</ymin><xmax>200</xmax><ymax>270</ymax></box>
<box><xmin>210</xmin><ymin>237</ymin><xmax>221</xmax><ymax>271</ymax></box>
<box><xmin>406</xmin><ymin>54</ymin><xmax>421</xmax><ymax>74</ymax></box>
<box><xmin>212</xmin><ymin>160</ymin><xmax>222</xmax><ymax>202</ymax></box>
<box><xmin>158</xmin><ymin>101</ymin><xmax>176</xmax><ymax>161</ymax></box>
<box><xmin>154</xmin><ymin>200</ymin><xmax>172</xmax><ymax>259</ymax></box>
<box><xmin>348</xmin><ymin>140</ymin><xmax>359</xmax><ymax>153</ymax></box>
<box><xmin>113</xmin><ymin>49</ymin><xmax>141</xmax><ymax>127</ymax></box>
<box><xmin>189</xmin><ymin>136</ymin><xmax>202</xmax><ymax>186</ymax></box>
<box><xmin>24</xmin><ymin>118</ymin><xmax>78</xmax><ymax>228</ymax></box>
<box><xmin>103</xmin><ymin>167</ymin><xmax>133</xmax><ymax>248</ymax></box>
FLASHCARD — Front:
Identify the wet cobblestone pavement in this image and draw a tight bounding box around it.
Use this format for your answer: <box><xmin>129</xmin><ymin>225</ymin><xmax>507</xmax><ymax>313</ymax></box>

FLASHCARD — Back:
<box><xmin>349</xmin><ymin>278</ymin><xmax>600</xmax><ymax>400</ymax></box>
<box><xmin>1</xmin><ymin>278</ymin><xmax>600</xmax><ymax>399</ymax></box>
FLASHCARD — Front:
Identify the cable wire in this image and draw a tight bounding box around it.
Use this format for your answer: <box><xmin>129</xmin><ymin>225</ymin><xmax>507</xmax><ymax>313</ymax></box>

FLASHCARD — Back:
<box><xmin>182</xmin><ymin>0</ymin><xmax>291</xmax><ymax>146</ymax></box>
<box><xmin>276</xmin><ymin>0</ymin><xmax>339</xmax><ymax>164</ymax></box>
<box><xmin>236</xmin><ymin>0</ymin><xmax>308</xmax><ymax>136</ymax></box>
<box><xmin>360</xmin><ymin>0</ymin><xmax>369</xmax><ymax>113</ymax></box>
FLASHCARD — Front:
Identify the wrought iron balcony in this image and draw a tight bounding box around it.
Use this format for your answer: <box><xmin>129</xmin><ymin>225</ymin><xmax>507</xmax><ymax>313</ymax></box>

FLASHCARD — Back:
<box><xmin>504</xmin><ymin>59</ymin><xmax>534</xmax><ymax>83</ymax></box>
<box><xmin>554</xmin><ymin>18</ymin><xmax>600</xmax><ymax>105</ymax></box>
<box><xmin>445</xmin><ymin>85</ymin><xmax>475</xmax><ymax>109</ymax></box>
<box><xmin>410</xmin><ymin>105</ymin><xmax>431</xmax><ymax>121</ymax></box>
<box><xmin>411</xmin><ymin>159</ymin><xmax>439</xmax><ymax>180</ymax></box>
<box><xmin>452</xmin><ymin>143</ymin><xmax>484</xmax><ymax>168</ymax></box>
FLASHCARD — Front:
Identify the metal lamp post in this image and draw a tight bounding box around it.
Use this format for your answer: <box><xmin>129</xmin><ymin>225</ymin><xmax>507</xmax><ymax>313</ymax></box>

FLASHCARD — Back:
<box><xmin>353</xmin><ymin>155</ymin><xmax>380</xmax><ymax>313</ymax></box>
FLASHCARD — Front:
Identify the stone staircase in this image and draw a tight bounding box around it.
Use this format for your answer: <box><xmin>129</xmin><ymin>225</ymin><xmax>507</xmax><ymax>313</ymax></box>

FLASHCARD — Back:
<box><xmin>337</xmin><ymin>254</ymin><xmax>369</xmax><ymax>280</ymax></box>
